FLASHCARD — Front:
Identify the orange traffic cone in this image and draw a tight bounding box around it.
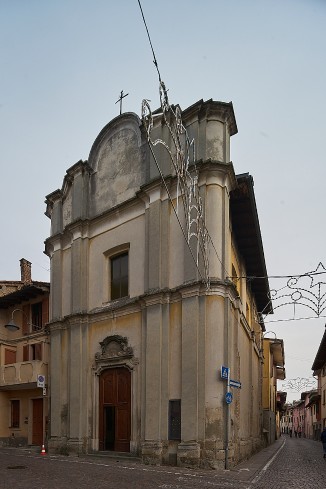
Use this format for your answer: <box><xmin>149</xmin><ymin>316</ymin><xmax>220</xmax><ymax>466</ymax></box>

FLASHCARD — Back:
<box><xmin>41</xmin><ymin>444</ymin><xmax>46</xmax><ymax>455</ymax></box>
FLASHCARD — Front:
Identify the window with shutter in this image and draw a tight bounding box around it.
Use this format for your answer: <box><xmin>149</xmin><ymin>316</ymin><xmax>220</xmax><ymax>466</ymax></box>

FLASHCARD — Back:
<box><xmin>23</xmin><ymin>345</ymin><xmax>29</xmax><ymax>362</ymax></box>
<box><xmin>32</xmin><ymin>302</ymin><xmax>42</xmax><ymax>331</ymax></box>
<box><xmin>33</xmin><ymin>343</ymin><xmax>42</xmax><ymax>361</ymax></box>
<box><xmin>5</xmin><ymin>349</ymin><xmax>16</xmax><ymax>365</ymax></box>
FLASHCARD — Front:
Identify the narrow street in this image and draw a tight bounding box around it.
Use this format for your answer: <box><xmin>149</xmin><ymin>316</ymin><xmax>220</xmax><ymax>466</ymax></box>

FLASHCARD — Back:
<box><xmin>0</xmin><ymin>436</ymin><xmax>325</xmax><ymax>489</ymax></box>
<box><xmin>250</xmin><ymin>436</ymin><xmax>325</xmax><ymax>488</ymax></box>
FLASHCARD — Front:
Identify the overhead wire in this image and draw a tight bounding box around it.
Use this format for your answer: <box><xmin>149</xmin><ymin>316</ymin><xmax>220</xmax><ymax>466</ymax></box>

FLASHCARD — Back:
<box><xmin>229</xmin><ymin>270</ymin><xmax>326</xmax><ymax>281</ymax></box>
<box><xmin>137</xmin><ymin>0</ymin><xmax>162</xmax><ymax>82</ymax></box>
<box><xmin>136</xmin><ymin>0</ymin><xmax>325</xmax><ymax>313</ymax></box>
<box><xmin>264</xmin><ymin>315</ymin><xmax>326</xmax><ymax>324</ymax></box>
<box><xmin>147</xmin><ymin>144</ymin><xmax>206</xmax><ymax>283</ymax></box>
<box><xmin>137</xmin><ymin>0</ymin><xmax>207</xmax><ymax>283</ymax></box>
<box><xmin>137</xmin><ymin>0</ymin><xmax>231</xmax><ymax>284</ymax></box>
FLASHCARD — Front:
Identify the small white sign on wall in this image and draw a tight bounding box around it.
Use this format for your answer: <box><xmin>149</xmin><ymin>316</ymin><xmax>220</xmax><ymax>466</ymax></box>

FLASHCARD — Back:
<box><xmin>37</xmin><ymin>374</ymin><xmax>45</xmax><ymax>388</ymax></box>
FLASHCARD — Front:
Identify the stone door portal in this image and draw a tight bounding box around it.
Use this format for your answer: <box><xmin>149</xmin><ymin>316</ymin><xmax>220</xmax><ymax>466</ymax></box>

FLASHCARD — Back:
<box><xmin>99</xmin><ymin>367</ymin><xmax>131</xmax><ymax>452</ymax></box>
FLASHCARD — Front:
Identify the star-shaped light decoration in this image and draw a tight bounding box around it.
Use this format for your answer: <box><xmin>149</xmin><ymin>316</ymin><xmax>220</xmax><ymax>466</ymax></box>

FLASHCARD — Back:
<box><xmin>309</xmin><ymin>262</ymin><xmax>326</xmax><ymax>288</ymax></box>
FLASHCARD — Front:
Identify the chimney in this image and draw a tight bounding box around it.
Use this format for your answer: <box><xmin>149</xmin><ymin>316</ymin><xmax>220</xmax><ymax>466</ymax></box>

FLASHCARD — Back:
<box><xmin>20</xmin><ymin>258</ymin><xmax>32</xmax><ymax>285</ymax></box>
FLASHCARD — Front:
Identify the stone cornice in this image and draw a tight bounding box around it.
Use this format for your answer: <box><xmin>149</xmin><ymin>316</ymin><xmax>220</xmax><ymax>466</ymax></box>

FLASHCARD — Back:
<box><xmin>139</xmin><ymin>290</ymin><xmax>173</xmax><ymax>308</ymax></box>
<box><xmin>46</xmin><ymin>279</ymin><xmax>241</xmax><ymax>328</ymax></box>
<box><xmin>48</xmin><ymin>320</ymin><xmax>68</xmax><ymax>332</ymax></box>
<box><xmin>44</xmin><ymin>189</ymin><xmax>62</xmax><ymax>218</ymax></box>
<box><xmin>45</xmin><ymin>157</ymin><xmax>237</xmax><ymax>244</ymax></box>
<box><xmin>181</xmin><ymin>99</ymin><xmax>238</xmax><ymax>136</ymax></box>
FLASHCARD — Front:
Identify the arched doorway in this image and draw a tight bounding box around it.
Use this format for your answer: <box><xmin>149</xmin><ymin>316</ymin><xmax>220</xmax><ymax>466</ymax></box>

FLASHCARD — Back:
<box><xmin>99</xmin><ymin>367</ymin><xmax>131</xmax><ymax>452</ymax></box>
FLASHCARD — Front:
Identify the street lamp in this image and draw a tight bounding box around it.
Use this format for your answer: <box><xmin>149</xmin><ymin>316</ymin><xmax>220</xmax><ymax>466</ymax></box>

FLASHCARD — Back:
<box><xmin>4</xmin><ymin>308</ymin><xmax>25</xmax><ymax>332</ymax></box>
<box><xmin>263</xmin><ymin>331</ymin><xmax>277</xmax><ymax>340</ymax></box>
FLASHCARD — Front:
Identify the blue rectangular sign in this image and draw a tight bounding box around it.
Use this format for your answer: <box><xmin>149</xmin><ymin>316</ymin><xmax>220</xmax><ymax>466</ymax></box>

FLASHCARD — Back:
<box><xmin>221</xmin><ymin>366</ymin><xmax>229</xmax><ymax>379</ymax></box>
<box><xmin>229</xmin><ymin>379</ymin><xmax>241</xmax><ymax>389</ymax></box>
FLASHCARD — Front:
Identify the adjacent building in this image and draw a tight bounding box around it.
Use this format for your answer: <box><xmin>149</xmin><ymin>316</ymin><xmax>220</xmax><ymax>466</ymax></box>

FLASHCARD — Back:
<box><xmin>292</xmin><ymin>399</ymin><xmax>305</xmax><ymax>436</ymax></box>
<box><xmin>304</xmin><ymin>390</ymin><xmax>319</xmax><ymax>439</ymax></box>
<box><xmin>280</xmin><ymin>404</ymin><xmax>293</xmax><ymax>435</ymax></box>
<box><xmin>312</xmin><ymin>326</ymin><xmax>326</xmax><ymax>436</ymax></box>
<box><xmin>0</xmin><ymin>259</ymin><xmax>50</xmax><ymax>447</ymax></box>
<box><xmin>276</xmin><ymin>391</ymin><xmax>287</xmax><ymax>438</ymax></box>
<box><xmin>262</xmin><ymin>337</ymin><xmax>285</xmax><ymax>444</ymax></box>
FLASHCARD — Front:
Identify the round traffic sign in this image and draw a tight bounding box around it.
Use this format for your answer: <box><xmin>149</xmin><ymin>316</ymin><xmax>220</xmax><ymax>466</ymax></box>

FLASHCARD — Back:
<box><xmin>225</xmin><ymin>392</ymin><xmax>233</xmax><ymax>404</ymax></box>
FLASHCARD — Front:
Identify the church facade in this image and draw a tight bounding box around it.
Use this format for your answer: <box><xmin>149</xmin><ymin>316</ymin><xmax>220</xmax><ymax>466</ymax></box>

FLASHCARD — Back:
<box><xmin>44</xmin><ymin>94</ymin><xmax>271</xmax><ymax>468</ymax></box>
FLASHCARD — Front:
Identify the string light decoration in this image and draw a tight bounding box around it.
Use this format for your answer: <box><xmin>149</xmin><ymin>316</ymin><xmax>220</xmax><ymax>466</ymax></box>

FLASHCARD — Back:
<box><xmin>142</xmin><ymin>84</ymin><xmax>210</xmax><ymax>288</ymax></box>
<box><xmin>260</xmin><ymin>262</ymin><xmax>326</xmax><ymax>322</ymax></box>
<box><xmin>282</xmin><ymin>377</ymin><xmax>317</xmax><ymax>393</ymax></box>
<box><xmin>138</xmin><ymin>0</ymin><xmax>210</xmax><ymax>287</ymax></box>
<box><xmin>138</xmin><ymin>1</ymin><xmax>326</xmax><ymax>298</ymax></box>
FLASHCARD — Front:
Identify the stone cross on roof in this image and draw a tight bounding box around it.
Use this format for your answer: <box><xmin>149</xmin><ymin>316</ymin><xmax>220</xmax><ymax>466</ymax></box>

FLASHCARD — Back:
<box><xmin>115</xmin><ymin>90</ymin><xmax>129</xmax><ymax>115</ymax></box>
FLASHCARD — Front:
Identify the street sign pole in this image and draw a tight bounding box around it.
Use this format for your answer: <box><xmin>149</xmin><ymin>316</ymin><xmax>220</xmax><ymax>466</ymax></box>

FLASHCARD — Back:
<box><xmin>225</xmin><ymin>367</ymin><xmax>230</xmax><ymax>470</ymax></box>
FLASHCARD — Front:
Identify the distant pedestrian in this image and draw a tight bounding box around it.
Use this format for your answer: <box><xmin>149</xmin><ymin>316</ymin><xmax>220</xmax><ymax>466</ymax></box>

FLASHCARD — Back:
<box><xmin>320</xmin><ymin>427</ymin><xmax>326</xmax><ymax>458</ymax></box>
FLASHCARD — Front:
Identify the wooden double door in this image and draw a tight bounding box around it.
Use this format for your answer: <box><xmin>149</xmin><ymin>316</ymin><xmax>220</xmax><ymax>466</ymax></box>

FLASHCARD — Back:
<box><xmin>99</xmin><ymin>368</ymin><xmax>131</xmax><ymax>452</ymax></box>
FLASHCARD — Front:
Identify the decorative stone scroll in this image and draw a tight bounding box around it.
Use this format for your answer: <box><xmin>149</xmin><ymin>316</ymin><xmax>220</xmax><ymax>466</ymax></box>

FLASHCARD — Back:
<box><xmin>94</xmin><ymin>335</ymin><xmax>137</xmax><ymax>374</ymax></box>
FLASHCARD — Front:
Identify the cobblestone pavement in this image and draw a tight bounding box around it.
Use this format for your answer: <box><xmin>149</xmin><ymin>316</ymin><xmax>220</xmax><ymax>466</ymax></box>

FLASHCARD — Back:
<box><xmin>0</xmin><ymin>436</ymin><xmax>325</xmax><ymax>489</ymax></box>
<box><xmin>249</xmin><ymin>436</ymin><xmax>325</xmax><ymax>488</ymax></box>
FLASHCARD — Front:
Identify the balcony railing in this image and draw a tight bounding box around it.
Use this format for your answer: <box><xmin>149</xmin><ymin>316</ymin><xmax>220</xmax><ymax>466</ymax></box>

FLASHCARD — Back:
<box><xmin>0</xmin><ymin>360</ymin><xmax>48</xmax><ymax>388</ymax></box>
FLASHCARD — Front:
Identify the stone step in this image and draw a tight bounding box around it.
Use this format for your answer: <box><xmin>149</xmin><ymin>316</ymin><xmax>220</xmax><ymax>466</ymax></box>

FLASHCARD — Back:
<box><xmin>85</xmin><ymin>451</ymin><xmax>141</xmax><ymax>463</ymax></box>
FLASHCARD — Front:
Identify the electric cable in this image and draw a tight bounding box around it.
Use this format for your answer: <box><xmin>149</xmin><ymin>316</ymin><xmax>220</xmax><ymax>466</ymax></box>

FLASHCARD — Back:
<box><xmin>137</xmin><ymin>0</ymin><xmax>326</xmax><ymax>325</ymax></box>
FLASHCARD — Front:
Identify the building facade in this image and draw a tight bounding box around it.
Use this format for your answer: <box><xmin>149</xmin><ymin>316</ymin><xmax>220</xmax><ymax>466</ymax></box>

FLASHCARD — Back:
<box><xmin>292</xmin><ymin>400</ymin><xmax>305</xmax><ymax>437</ymax></box>
<box><xmin>262</xmin><ymin>337</ymin><xmax>285</xmax><ymax>444</ymax></box>
<box><xmin>309</xmin><ymin>329</ymin><xmax>326</xmax><ymax>440</ymax></box>
<box><xmin>276</xmin><ymin>391</ymin><xmax>287</xmax><ymax>438</ymax></box>
<box><xmin>303</xmin><ymin>390</ymin><xmax>318</xmax><ymax>439</ymax></box>
<box><xmin>312</xmin><ymin>326</ymin><xmax>326</xmax><ymax>433</ymax></box>
<box><xmin>0</xmin><ymin>259</ymin><xmax>49</xmax><ymax>447</ymax></box>
<box><xmin>280</xmin><ymin>404</ymin><xmax>293</xmax><ymax>435</ymax></box>
<box><xmin>44</xmin><ymin>97</ymin><xmax>272</xmax><ymax>468</ymax></box>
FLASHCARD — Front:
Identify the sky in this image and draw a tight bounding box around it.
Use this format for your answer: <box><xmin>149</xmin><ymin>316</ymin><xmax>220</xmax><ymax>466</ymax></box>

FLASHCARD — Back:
<box><xmin>1</xmin><ymin>0</ymin><xmax>325</xmax><ymax>402</ymax></box>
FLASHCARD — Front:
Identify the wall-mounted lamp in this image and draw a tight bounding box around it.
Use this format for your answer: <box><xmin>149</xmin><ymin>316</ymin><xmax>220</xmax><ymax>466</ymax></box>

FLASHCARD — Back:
<box><xmin>263</xmin><ymin>331</ymin><xmax>277</xmax><ymax>340</ymax></box>
<box><xmin>4</xmin><ymin>308</ymin><xmax>25</xmax><ymax>332</ymax></box>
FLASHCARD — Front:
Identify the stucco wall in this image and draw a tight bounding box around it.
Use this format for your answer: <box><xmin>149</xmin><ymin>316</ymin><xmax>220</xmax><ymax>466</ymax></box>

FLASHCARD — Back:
<box><xmin>45</xmin><ymin>100</ymin><xmax>265</xmax><ymax>467</ymax></box>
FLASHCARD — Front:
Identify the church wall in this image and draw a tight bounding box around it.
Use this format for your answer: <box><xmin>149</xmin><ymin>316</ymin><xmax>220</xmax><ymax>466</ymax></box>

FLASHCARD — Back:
<box><xmin>169</xmin><ymin>201</ymin><xmax>185</xmax><ymax>289</ymax></box>
<box><xmin>61</xmin><ymin>248</ymin><xmax>71</xmax><ymax>318</ymax></box>
<box><xmin>45</xmin><ymin>100</ymin><xmax>267</xmax><ymax>468</ymax></box>
<box><xmin>88</xmin><ymin>212</ymin><xmax>145</xmax><ymax>309</ymax></box>
<box><xmin>169</xmin><ymin>302</ymin><xmax>182</xmax><ymax>400</ymax></box>
<box><xmin>238</xmin><ymin>324</ymin><xmax>253</xmax><ymax>458</ymax></box>
<box><xmin>89</xmin><ymin>118</ymin><xmax>146</xmax><ymax>218</ymax></box>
